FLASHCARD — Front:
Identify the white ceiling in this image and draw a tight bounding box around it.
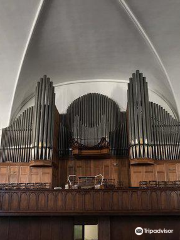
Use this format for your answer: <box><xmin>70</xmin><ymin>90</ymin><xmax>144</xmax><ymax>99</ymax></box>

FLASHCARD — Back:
<box><xmin>0</xmin><ymin>0</ymin><xmax>180</xmax><ymax>128</ymax></box>
<box><xmin>0</xmin><ymin>0</ymin><xmax>42</xmax><ymax>128</ymax></box>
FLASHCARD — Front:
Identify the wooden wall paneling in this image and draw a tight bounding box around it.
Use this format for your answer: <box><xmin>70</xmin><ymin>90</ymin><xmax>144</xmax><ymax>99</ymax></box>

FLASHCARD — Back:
<box><xmin>17</xmin><ymin>217</ymin><xmax>30</xmax><ymax>240</ymax></box>
<box><xmin>1</xmin><ymin>216</ymin><xmax>180</xmax><ymax>240</ymax></box>
<box><xmin>111</xmin><ymin>159</ymin><xmax>118</xmax><ymax>183</ymax></box>
<box><xmin>103</xmin><ymin>160</ymin><xmax>110</xmax><ymax>179</ymax></box>
<box><xmin>144</xmin><ymin>165</ymin><xmax>155</xmax><ymax>182</ymax></box>
<box><xmin>110</xmin><ymin>216</ymin><xmax>180</xmax><ymax>240</ymax></box>
<box><xmin>65</xmin><ymin>157</ymin><xmax>130</xmax><ymax>187</ymax></box>
<box><xmin>8</xmin><ymin>217</ymin><xmax>20</xmax><ymax>240</ymax></box>
<box><xmin>51</xmin><ymin>217</ymin><xmax>63</xmax><ymax>240</ymax></box>
<box><xmin>85</xmin><ymin>160</ymin><xmax>91</xmax><ymax>176</ymax></box>
<box><xmin>40</xmin><ymin>217</ymin><xmax>52</xmax><ymax>240</ymax></box>
<box><xmin>52</xmin><ymin>166</ymin><xmax>56</xmax><ymax>187</ymax></box>
<box><xmin>29</xmin><ymin>167</ymin><xmax>52</xmax><ymax>184</ymax></box>
<box><xmin>130</xmin><ymin>166</ymin><xmax>144</xmax><ymax>187</ymax></box>
<box><xmin>0</xmin><ymin>166</ymin><xmax>8</xmax><ymax>183</ymax></box>
<box><xmin>29</xmin><ymin>217</ymin><xmax>41</xmax><ymax>240</ymax></box>
<box><xmin>19</xmin><ymin>166</ymin><xmax>29</xmax><ymax>183</ymax></box>
<box><xmin>119</xmin><ymin>158</ymin><xmax>130</xmax><ymax>187</ymax></box>
<box><xmin>93</xmin><ymin>160</ymin><xmax>103</xmax><ymax>176</ymax></box>
<box><xmin>130</xmin><ymin>161</ymin><xmax>180</xmax><ymax>186</ymax></box>
<box><xmin>167</xmin><ymin>163</ymin><xmax>177</xmax><ymax>181</ymax></box>
<box><xmin>98</xmin><ymin>217</ymin><xmax>110</xmax><ymax>240</ymax></box>
<box><xmin>129</xmin><ymin>217</ymin><xmax>147</xmax><ymax>240</ymax></box>
<box><xmin>41</xmin><ymin>167</ymin><xmax>52</xmax><ymax>183</ymax></box>
<box><xmin>177</xmin><ymin>163</ymin><xmax>180</xmax><ymax>180</ymax></box>
<box><xmin>9</xmin><ymin>166</ymin><xmax>19</xmax><ymax>183</ymax></box>
<box><xmin>61</xmin><ymin>217</ymin><xmax>74</xmax><ymax>240</ymax></box>
<box><xmin>111</xmin><ymin>216</ymin><xmax>131</xmax><ymax>240</ymax></box>
<box><xmin>118</xmin><ymin>159</ymin><xmax>123</xmax><ymax>184</ymax></box>
<box><xmin>154</xmin><ymin>163</ymin><xmax>167</xmax><ymax>181</ymax></box>
<box><xmin>152</xmin><ymin>216</ymin><xmax>180</xmax><ymax>240</ymax></box>
<box><xmin>76</xmin><ymin>160</ymin><xmax>84</xmax><ymax>176</ymax></box>
<box><xmin>67</xmin><ymin>164</ymin><xmax>74</xmax><ymax>176</ymax></box>
<box><xmin>0</xmin><ymin>217</ymin><xmax>9</xmax><ymax>239</ymax></box>
<box><xmin>29</xmin><ymin>167</ymin><xmax>41</xmax><ymax>183</ymax></box>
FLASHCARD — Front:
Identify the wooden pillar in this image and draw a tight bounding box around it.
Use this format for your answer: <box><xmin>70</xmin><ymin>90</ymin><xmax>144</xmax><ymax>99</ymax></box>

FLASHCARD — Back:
<box><xmin>61</xmin><ymin>217</ymin><xmax>74</xmax><ymax>240</ymax></box>
<box><xmin>98</xmin><ymin>217</ymin><xmax>110</xmax><ymax>240</ymax></box>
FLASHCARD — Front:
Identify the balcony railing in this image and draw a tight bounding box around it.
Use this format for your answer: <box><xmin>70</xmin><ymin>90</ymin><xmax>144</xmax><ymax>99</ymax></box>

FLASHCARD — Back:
<box><xmin>0</xmin><ymin>188</ymin><xmax>180</xmax><ymax>216</ymax></box>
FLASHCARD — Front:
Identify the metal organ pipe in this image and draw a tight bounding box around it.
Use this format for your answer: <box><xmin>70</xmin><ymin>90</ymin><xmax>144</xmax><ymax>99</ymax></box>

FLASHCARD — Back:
<box><xmin>127</xmin><ymin>70</ymin><xmax>180</xmax><ymax>161</ymax></box>
<box><xmin>0</xmin><ymin>106</ymin><xmax>34</xmax><ymax>163</ymax></box>
<box><xmin>62</xmin><ymin>93</ymin><xmax>128</xmax><ymax>157</ymax></box>
<box><xmin>0</xmin><ymin>75</ymin><xmax>55</xmax><ymax>163</ymax></box>
<box><xmin>2</xmin><ymin>71</ymin><xmax>180</xmax><ymax>163</ymax></box>
<box><xmin>32</xmin><ymin>76</ymin><xmax>55</xmax><ymax>161</ymax></box>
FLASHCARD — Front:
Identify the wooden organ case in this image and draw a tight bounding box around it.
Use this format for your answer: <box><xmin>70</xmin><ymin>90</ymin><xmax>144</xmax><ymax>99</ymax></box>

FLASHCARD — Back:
<box><xmin>128</xmin><ymin>71</ymin><xmax>180</xmax><ymax>186</ymax></box>
<box><xmin>0</xmin><ymin>76</ymin><xmax>60</xmax><ymax>187</ymax></box>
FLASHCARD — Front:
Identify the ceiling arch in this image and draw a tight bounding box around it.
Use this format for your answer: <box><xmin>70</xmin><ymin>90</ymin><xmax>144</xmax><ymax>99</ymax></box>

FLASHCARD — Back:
<box><xmin>0</xmin><ymin>0</ymin><xmax>42</xmax><ymax>128</ymax></box>
<box><xmin>119</xmin><ymin>0</ymin><xmax>178</xmax><ymax>115</ymax></box>
<box><xmin>0</xmin><ymin>0</ymin><xmax>179</xmax><ymax>127</ymax></box>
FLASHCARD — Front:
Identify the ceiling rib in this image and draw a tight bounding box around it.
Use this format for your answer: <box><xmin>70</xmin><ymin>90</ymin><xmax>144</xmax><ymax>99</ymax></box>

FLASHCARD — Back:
<box><xmin>118</xmin><ymin>0</ymin><xmax>179</xmax><ymax>118</ymax></box>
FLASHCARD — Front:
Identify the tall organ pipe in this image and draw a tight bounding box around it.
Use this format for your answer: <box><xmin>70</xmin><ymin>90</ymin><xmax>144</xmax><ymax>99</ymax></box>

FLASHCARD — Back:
<box><xmin>128</xmin><ymin>70</ymin><xmax>180</xmax><ymax>161</ymax></box>
<box><xmin>32</xmin><ymin>76</ymin><xmax>55</xmax><ymax>161</ymax></box>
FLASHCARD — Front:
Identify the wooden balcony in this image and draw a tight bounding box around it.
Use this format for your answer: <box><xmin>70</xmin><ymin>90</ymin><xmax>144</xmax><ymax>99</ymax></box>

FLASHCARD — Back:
<box><xmin>0</xmin><ymin>188</ymin><xmax>180</xmax><ymax>216</ymax></box>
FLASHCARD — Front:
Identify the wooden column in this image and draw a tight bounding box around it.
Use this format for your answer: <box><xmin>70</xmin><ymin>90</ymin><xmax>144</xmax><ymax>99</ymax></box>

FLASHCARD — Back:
<box><xmin>98</xmin><ymin>217</ymin><xmax>110</xmax><ymax>240</ymax></box>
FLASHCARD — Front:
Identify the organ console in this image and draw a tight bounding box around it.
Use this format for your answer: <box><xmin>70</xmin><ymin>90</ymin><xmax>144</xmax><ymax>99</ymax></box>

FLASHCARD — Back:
<box><xmin>0</xmin><ymin>70</ymin><xmax>180</xmax><ymax>188</ymax></box>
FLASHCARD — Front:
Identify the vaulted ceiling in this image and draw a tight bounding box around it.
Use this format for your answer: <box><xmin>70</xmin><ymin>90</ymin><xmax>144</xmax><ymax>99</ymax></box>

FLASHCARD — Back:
<box><xmin>0</xmin><ymin>0</ymin><xmax>180</xmax><ymax>128</ymax></box>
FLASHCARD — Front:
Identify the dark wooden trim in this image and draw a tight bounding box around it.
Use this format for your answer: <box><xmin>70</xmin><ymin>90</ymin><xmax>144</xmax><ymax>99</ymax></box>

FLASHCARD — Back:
<box><xmin>0</xmin><ymin>162</ymin><xmax>29</xmax><ymax>166</ymax></box>
<box><xmin>0</xmin><ymin>188</ymin><xmax>180</xmax><ymax>216</ymax></box>
<box><xmin>130</xmin><ymin>158</ymin><xmax>155</xmax><ymax>165</ymax></box>
<box><xmin>29</xmin><ymin>160</ymin><xmax>52</xmax><ymax>167</ymax></box>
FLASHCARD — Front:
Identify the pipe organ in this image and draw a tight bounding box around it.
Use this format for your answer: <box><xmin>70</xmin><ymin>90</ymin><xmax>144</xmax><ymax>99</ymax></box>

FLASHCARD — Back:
<box><xmin>0</xmin><ymin>70</ymin><xmax>180</xmax><ymax>188</ymax></box>
<box><xmin>58</xmin><ymin>93</ymin><xmax>128</xmax><ymax>157</ymax></box>
<box><xmin>32</xmin><ymin>76</ymin><xmax>55</xmax><ymax>161</ymax></box>
<box><xmin>127</xmin><ymin>70</ymin><xmax>180</xmax><ymax>161</ymax></box>
<box><xmin>0</xmin><ymin>107</ymin><xmax>34</xmax><ymax>163</ymax></box>
<box><xmin>127</xmin><ymin>70</ymin><xmax>152</xmax><ymax>160</ymax></box>
<box><xmin>150</xmin><ymin>102</ymin><xmax>180</xmax><ymax>160</ymax></box>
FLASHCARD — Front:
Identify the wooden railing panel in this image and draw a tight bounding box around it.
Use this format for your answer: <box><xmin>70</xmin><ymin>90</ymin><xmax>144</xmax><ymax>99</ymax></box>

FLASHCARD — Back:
<box><xmin>112</xmin><ymin>191</ymin><xmax>119</xmax><ymax>211</ymax></box>
<box><xmin>170</xmin><ymin>191</ymin><xmax>178</xmax><ymax>210</ymax></box>
<box><xmin>56</xmin><ymin>192</ymin><xmax>64</xmax><ymax>211</ymax></box>
<box><xmin>1</xmin><ymin>189</ymin><xmax>180</xmax><ymax>215</ymax></box>
<box><xmin>47</xmin><ymin>192</ymin><xmax>55</xmax><ymax>211</ymax></box>
<box><xmin>140</xmin><ymin>191</ymin><xmax>149</xmax><ymax>210</ymax></box>
<box><xmin>93</xmin><ymin>191</ymin><xmax>101</xmax><ymax>211</ymax></box>
<box><xmin>29</xmin><ymin>193</ymin><xmax>37</xmax><ymax>211</ymax></box>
